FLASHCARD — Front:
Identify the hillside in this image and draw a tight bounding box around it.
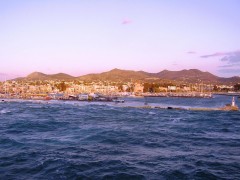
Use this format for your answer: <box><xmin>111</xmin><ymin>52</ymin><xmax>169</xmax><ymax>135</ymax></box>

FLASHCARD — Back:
<box><xmin>155</xmin><ymin>69</ymin><xmax>219</xmax><ymax>83</ymax></box>
<box><xmin>155</xmin><ymin>69</ymin><xmax>240</xmax><ymax>84</ymax></box>
<box><xmin>15</xmin><ymin>72</ymin><xmax>76</xmax><ymax>81</ymax></box>
<box><xmin>77</xmin><ymin>68</ymin><xmax>152</xmax><ymax>82</ymax></box>
<box><xmin>78</xmin><ymin>68</ymin><xmax>240</xmax><ymax>84</ymax></box>
<box><xmin>12</xmin><ymin>69</ymin><xmax>240</xmax><ymax>84</ymax></box>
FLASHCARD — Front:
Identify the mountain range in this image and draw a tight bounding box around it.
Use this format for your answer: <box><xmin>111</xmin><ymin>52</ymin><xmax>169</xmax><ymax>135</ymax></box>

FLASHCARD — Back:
<box><xmin>12</xmin><ymin>68</ymin><xmax>240</xmax><ymax>84</ymax></box>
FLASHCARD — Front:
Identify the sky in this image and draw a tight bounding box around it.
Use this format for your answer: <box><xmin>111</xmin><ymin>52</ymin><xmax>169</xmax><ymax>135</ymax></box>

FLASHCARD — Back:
<box><xmin>0</xmin><ymin>0</ymin><xmax>240</xmax><ymax>79</ymax></box>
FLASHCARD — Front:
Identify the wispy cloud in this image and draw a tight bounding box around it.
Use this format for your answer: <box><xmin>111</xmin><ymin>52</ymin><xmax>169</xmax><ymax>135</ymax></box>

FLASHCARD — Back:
<box><xmin>200</xmin><ymin>50</ymin><xmax>240</xmax><ymax>58</ymax></box>
<box><xmin>218</xmin><ymin>63</ymin><xmax>240</xmax><ymax>68</ymax></box>
<box><xmin>122</xmin><ymin>19</ymin><xmax>132</xmax><ymax>25</ymax></box>
<box><xmin>187</xmin><ymin>51</ymin><xmax>196</xmax><ymax>54</ymax></box>
<box><xmin>220</xmin><ymin>52</ymin><xmax>240</xmax><ymax>64</ymax></box>
<box><xmin>218</xmin><ymin>68</ymin><xmax>240</xmax><ymax>74</ymax></box>
<box><xmin>201</xmin><ymin>52</ymin><xmax>228</xmax><ymax>58</ymax></box>
<box><xmin>201</xmin><ymin>50</ymin><xmax>240</xmax><ymax>74</ymax></box>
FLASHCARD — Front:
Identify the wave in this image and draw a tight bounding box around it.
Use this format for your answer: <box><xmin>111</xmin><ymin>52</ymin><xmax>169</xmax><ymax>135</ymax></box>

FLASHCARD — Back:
<box><xmin>0</xmin><ymin>109</ymin><xmax>11</xmax><ymax>114</ymax></box>
<box><xmin>0</xmin><ymin>97</ymin><xmax>239</xmax><ymax>179</ymax></box>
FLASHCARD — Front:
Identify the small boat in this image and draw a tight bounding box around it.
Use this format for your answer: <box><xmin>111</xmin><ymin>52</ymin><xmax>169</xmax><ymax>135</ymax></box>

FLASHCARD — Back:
<box><xmin>45</xmin><ymin>96</ymin><xmax>52</xmax><ymax>100</ymax></box>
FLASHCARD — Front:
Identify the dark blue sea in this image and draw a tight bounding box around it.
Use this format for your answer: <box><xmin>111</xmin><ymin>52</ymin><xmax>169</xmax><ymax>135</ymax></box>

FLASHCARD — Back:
<box><xmin>0</xmin><ymin>95</ymin><xmax>240</xmax><ymax>179</ymax></box>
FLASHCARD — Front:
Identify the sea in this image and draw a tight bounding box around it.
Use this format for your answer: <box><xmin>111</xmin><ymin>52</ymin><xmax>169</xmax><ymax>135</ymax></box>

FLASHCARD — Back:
<box><xmin>0</xmin><ymin>95</ymin><xmax>239</xmax><ymax>179</ymax></box>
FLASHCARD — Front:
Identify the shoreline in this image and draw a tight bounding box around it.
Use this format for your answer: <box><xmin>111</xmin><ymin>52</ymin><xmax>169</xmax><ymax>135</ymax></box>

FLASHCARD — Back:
<box><xmin>1</xmin><ymin>97</ymin><xmax>239</xmax><ymax>112</ymax></box>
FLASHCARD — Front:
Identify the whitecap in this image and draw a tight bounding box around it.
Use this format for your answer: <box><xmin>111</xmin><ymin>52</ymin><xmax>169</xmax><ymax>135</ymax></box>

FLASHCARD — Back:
<box><xmin>148</xmin><ymin>111</ymin><xmax>156</xmax><ymax>115</ymax></box>
<box><xmin>172</xmin><ymin>117</ymin><xmax>181</xmax><ymax>123</ymax></box>
<box><xmin>0</xmin><ymin>109</ymin><xmax>11</xmax><ymax>114</ymax></box>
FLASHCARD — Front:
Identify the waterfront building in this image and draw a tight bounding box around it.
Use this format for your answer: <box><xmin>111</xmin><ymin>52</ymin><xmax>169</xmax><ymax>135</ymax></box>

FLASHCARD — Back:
<box><xmin>168</xmin><ymin>86</ymin><xmax>176</xmax><ymax>91</ymax></box>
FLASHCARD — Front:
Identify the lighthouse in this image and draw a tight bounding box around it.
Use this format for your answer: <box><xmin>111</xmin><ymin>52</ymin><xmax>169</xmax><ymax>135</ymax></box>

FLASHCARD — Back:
<box><xmin>232</xmin><ymin>97</ymin><xmax>235</xmax><ymax>107</ymax></box>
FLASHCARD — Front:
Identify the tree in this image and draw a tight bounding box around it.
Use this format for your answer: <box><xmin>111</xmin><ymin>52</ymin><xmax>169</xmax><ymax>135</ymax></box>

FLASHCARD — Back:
<box><xmin>56</xmin><ymin>81</ymin><xmax>67</xmax><ymax>92</ymax></box>
<box><xmin>234</xmin><ymin>83</ymin><xmax>240</xmax><ymax>91</ymax></box>
<box><xmin>213</xmin><ymin>85</ymin><xmax>219</xmax><ymax>92</ymax></box>
<box><xmin>143</xmin><ymin>83</ymin><xmax>160</xmax><ymax>93</ymax></box>
<box><xmin>118</xmin><ymin>84</ymin><xmax>123</xmax><ymax>92</ymax></box>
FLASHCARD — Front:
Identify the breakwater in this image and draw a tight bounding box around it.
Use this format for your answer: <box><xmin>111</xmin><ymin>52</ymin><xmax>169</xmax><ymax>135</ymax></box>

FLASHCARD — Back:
<box><xmin>143</xmin><ymin>92</ymin><xmax>213</xmax><ymax>98</ymax></box>
<box><xmin>127</xmin><ymin>104</ymin><xmax>239</xmax><ymax>111</ymax></box>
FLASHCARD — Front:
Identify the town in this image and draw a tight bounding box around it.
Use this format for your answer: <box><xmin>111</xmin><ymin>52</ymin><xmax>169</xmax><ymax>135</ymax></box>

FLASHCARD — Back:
<box><xmin>1</xmin><ymin>79</ymin><xmax>240</xmax><ymax>101</ymax></box>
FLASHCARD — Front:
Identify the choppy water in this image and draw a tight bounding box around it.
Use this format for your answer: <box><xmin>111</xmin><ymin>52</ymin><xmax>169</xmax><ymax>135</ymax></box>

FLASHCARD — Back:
<box><xmin>0</xmin><ymin>96</ymin><xmax>240</xmax><ymax>179</ymax></box>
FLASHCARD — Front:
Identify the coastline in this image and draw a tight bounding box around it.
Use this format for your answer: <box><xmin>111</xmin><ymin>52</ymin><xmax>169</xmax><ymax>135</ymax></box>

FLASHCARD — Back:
<box><xmin>1</xmin><ymin>96</ymin><xmax>239</xmax><ymax>112</ymax></box>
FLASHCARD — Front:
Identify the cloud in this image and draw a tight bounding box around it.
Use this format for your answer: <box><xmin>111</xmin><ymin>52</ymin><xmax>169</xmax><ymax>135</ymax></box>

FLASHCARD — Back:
<box><xmin>220</xmin><ymin>52</ymin><xmax>240</xmax><ymax>63</ymax></box>
<box><xmin>122</xmin><ymin>19</ymin><xmax>132</xmax><ymax>25</ymax></box>
<box><xmin>187</xmin><ymin>51</ymin><xmax>196</xmax><ymax>54</ymax></box>
<box><xmin>201</xmin><ymin>52</ymin><xmax>228</xmax><ymax>58</ymax></box>
<box><xmin>218</xmin><ymin>68</ymin><xmax>240</xmax><ymax>74</ymax></box>
<box><xmin>200</xmin><ymin>50</ymin><xmax>240</xmax><ymax>58</ymax></box>
<box><xmin>201</xmin><ymin>50</ymin><xmax>240</xmax><ymax>76</ymax></box>
<box><xmin>201</xmin><ymin>50</ymin><xmax>240</xmax><ymax>70</ymax></box>
<box><xmin>218</xmin><ymin>63</ymin><xmax>240</xmax><ymax>68</ymax></box>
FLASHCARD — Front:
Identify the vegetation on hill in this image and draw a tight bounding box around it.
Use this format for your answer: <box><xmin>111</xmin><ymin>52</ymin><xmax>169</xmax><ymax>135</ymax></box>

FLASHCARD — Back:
<box><xmin>13</xmin><ymin>68</ymin><xmax>240</xmax><ymax>84</ymax></box>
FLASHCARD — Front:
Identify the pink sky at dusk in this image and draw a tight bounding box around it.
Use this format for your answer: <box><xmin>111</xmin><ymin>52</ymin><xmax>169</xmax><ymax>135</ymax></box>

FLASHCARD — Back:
<box><xmin>0</xmin><ymin>0</ymin><xmax>240</xmax><ymax>79</ymax></box>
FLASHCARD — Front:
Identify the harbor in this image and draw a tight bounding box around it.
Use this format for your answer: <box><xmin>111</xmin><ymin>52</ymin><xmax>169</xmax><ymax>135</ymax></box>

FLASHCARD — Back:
<box><xmin>1</xmin><ymin>94</ymin><xmax>239</xmax><ymax>112</ymax></box>
<box><xmin>1</xmin><ymin>93</ymin><xmax>239</xmax><ymax>180</ymax></box>
<box><xmin>0</xmin><ymin>91</ymin><xmax>215</xmax><ymax>101</ymax></box>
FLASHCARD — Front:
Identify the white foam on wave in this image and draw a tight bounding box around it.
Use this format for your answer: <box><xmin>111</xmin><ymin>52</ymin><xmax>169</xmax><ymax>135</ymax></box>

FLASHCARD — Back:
<box><xmin>0</xmin><ymin>109</ymin><xmax>11</xmax><ymax>114</ymax></box>
<box><xmin>148</xmin><ymin>111</ymin><xmax>156</xmax><ymax>115</ymax></box>
<box><xmin>172</xmin><ymin>117</ymin><xmax>181</xmax><ymax>123</ymax></box>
